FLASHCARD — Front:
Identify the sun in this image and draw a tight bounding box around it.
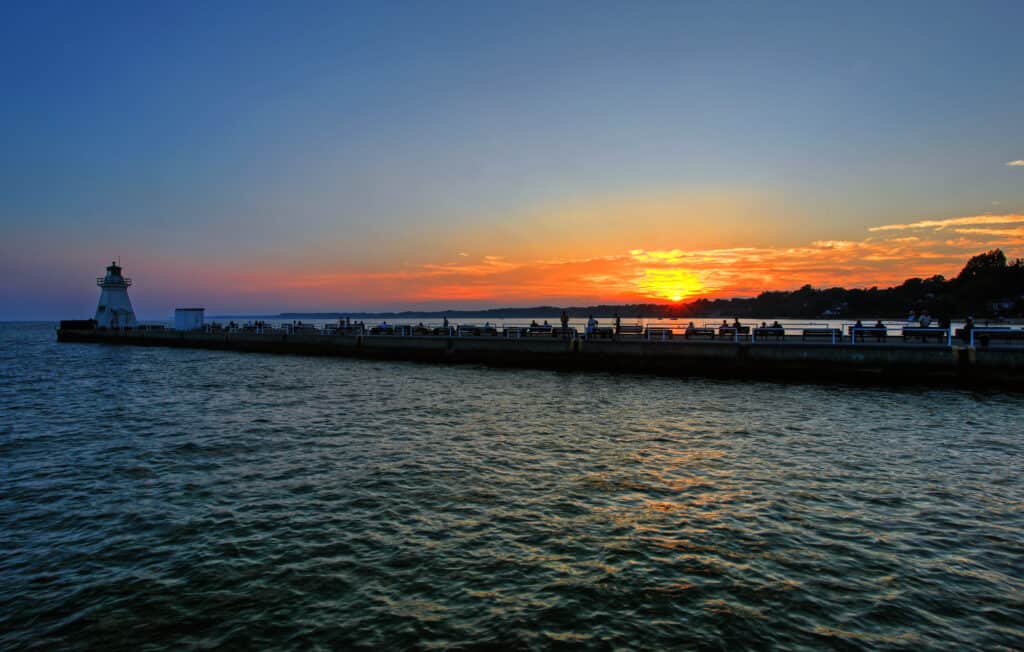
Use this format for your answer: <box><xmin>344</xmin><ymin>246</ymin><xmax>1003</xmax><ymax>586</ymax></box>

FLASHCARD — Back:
<box><xmin>634</xmin><ymin>268</ymin><xmax>704</xmax><ymax>303</ymax></box>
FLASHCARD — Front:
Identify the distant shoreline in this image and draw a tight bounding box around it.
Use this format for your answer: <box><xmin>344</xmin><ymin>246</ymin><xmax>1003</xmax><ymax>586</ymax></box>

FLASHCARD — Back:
<box><xmin>202</xmin><ymin>311</ymin><xmax>1022</xmax><ymax>325</ymax></box>
<box><xmin>205</xmin><ymin>250</ymin><xmax>1024</xmax><ymax>322</ymax></box>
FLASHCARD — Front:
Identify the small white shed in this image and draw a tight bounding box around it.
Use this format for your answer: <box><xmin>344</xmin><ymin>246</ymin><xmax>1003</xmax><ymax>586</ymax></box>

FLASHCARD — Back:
<box><xmin>174</xmin><ymin>308</ymin><xmax>205</xmax><ymax>331</ymax></box>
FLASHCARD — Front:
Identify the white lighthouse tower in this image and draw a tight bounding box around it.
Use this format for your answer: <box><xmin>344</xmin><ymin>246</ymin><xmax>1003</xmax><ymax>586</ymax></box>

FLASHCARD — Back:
<box><xmin>94</xmin><ymin>261</ymin><xmax>138</xmax><ymax>329</ymax></box>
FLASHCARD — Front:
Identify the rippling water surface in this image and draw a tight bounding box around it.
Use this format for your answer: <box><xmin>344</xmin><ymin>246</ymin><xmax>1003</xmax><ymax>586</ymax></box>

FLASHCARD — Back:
<box><xmin>2</xmin><ymin>322</ymin><xmax>1022</xmax><ymax>649</ymax></box>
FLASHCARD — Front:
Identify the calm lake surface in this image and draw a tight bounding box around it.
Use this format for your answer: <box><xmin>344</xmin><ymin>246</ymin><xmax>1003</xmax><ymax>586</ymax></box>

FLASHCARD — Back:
<box><xmin>2</xmin><ymin>322</ymin><xmax>1022</xmax><ymax>649</ymax></box>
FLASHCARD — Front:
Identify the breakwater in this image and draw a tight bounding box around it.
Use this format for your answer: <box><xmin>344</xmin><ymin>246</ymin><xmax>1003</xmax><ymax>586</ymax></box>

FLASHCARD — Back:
<box><xmin>56</xmin><ymin>326</ymin><xmax>1024</xmax><ymax>387</ymax></box>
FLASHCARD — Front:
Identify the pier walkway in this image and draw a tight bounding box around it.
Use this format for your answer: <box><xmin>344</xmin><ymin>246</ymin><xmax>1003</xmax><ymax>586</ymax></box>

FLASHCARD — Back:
<box><xmin>57</xmin><ymin>320</ymin><xmax>1024</xmax><ymax>388</ymax></box>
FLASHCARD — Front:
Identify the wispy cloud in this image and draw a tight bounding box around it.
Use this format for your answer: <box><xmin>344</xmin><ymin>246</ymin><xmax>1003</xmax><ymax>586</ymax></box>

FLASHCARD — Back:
<box><xmin>209</xmin><ymin>212</ymin><xmax>1024</xmax><ymax>307</ymax></box>
<box><xmin>1007</xmin><ymin>160</ymin><xmax>1024</xmax><ymax>167</ymax></box>
<box><xmin>869</xmin><ymin>214</ymin><xmax>1024</xmax><ymax>232</ymax></box>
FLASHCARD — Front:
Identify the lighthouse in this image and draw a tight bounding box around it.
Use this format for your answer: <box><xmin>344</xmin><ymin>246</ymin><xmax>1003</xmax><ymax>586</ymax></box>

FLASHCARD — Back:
<box><xmin>94</xmin><ymin>261</ymin><xmax>138</xmax><ymax>329</ymax></box>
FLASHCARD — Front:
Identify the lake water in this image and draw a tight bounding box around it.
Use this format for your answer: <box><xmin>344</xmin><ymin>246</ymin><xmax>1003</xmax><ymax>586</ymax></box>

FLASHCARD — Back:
<box><xmin>2</xmin><ymin>322</ymin><xmax>1022</xmax><ymax>649</ymax></box>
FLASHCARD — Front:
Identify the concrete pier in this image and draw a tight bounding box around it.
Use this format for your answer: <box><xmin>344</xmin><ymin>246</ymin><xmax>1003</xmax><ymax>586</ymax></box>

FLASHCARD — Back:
<box><xmin>55</xmin><ymin>326</ymin><xmax>1024</xmax><ymax>388</ymax></box>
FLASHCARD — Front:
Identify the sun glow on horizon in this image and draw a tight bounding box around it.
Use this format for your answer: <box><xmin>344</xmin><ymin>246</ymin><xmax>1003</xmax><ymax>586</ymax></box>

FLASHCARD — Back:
<box><xmin>69</xmin><ymin>211</ymin><xmax>1024</xmax><ymax>316</ymax></box>
<box><xmin>633</xmin><ymin>268</ymin><xmax>706</xmax><ymax>303</ymax></box>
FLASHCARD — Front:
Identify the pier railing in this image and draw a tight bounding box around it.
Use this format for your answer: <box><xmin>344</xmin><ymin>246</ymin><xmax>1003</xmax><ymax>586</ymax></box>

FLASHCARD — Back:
<box><xmin>96</xmin><ymin>277</ymin><xmax>132</xmax><ymax>286</ymax></box>
<box><xmin>187</xmin><ymin>319</ymin><xmax>1023</xmax><ymax>350</ymax></box>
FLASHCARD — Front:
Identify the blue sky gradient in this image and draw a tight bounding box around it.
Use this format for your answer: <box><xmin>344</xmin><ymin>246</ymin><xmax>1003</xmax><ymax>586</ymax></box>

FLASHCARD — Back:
<box><xmin>2</xmin><ymin>1</ymin><xmax>1022</xmax><ymax>318</ymax></box>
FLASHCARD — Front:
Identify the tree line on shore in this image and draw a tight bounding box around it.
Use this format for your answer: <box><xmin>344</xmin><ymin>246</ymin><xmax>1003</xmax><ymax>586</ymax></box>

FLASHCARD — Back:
<box><xmin>274</xmin><ymin>250</ymin><xmax>1024</xmax><ymax>321</ymax></box>
<box><xmin>677</xmin><ymin>249</ymin><xmax>1024</xmax><ymax>320</ymax></box>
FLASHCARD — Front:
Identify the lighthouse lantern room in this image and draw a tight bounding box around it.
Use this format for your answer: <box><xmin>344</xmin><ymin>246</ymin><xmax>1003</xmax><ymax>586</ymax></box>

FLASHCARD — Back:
<box><xmin>95</xmin><ymin>261</ymin><xmax>138</xmax><ymax>329</ymax></box>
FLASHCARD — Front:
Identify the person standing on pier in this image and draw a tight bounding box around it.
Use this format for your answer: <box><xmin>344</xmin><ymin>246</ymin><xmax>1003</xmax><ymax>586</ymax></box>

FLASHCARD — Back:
<box><xmin>560</xmin><ymin>310</ymin><xmax>570</xmax><ymax>339</ymax></box>
<box><xmin>962</xmin><ymin>316</ymin><xmax>975</xmax><ymax>343</ymax></box>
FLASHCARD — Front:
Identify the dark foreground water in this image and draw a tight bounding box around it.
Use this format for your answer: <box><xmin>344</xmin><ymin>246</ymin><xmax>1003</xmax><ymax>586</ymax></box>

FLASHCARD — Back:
<box><xmin>2</xmin><ymin>323</ymin><xmax>1022</xmax><ymax>649</ymax></box>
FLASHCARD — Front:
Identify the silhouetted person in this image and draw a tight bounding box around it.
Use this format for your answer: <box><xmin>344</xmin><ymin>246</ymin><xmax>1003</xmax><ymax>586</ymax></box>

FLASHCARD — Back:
<box><xmin>962</xmin><ymin>316</ymin><xmax>975</xmax><ymax>343</ymax></box>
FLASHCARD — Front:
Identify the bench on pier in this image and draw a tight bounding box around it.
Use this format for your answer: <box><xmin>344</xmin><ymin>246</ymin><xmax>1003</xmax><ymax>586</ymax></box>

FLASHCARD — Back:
<box><xmin>684</xmin><ymin>327</ymin><xmax>716</xmax><ymax>339</ymax></box>
<box><xmin>954</xmin><ymin>327</ymin><xmax>1024</xmax><ymax>346</ymax></box>
<box><xmin>523</xmin><ymin>326</ymin><xmax>554</xmax><ymax>336</ymax></box>
<box><xmin>802</xmin><ymin>328</ymin><xmax>841</xmax><ymax>342</ymax></box>
<box><xmin>400</xmin><ymin>325</ymin><xmax>440</xmax><ymax>336</ymax></box>
<box><xmin>901</xmin><ymin>327</ymin><xmax>948</xmax><ymax>343</ymax></box>
<box><xmin>753</xmin><ymin>327</ymin><xmax>785</xmax><ymax>341</ymax></box>
<box><xmin>646</xmin><ymin>327</ymin><xmax>674</xmax><ymax>340</ymax></box>
<box><xmin>617</xmin><ymin>324</ymin><xmax>644</xmax><ymax>338</ymax></box>
<box><xmin>457</xmin><ymin>325</ymin><xmax>499</xmax><ymax>336</ymax></box>
<box><xmin>586</xmin><ymin>326</ymin><xmax>615</xmax><ymax>339</ymax></box>
<box><xmin>717</xmin><ymin>326</ymin><xmax>750</xmax><ymax>338</ymax></box>
<box><xmin>849</xmin><ymin>327</ymin><xmax>887</xmax><ymax>342</ymax></box>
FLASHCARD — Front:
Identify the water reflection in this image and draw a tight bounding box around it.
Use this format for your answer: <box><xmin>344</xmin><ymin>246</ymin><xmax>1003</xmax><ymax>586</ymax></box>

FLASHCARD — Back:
<box><xmin>1</xmin><ymin>323</ymin><xmax>1022</xmax><ymax>649</ymax></box>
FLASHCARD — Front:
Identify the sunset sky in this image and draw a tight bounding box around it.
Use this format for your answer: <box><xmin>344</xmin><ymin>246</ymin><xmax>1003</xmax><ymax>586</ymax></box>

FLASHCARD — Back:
<box><xmin>2</xmin><ymin>1</ymin><xmax>1023</xmax><ymax>319</ymax></box>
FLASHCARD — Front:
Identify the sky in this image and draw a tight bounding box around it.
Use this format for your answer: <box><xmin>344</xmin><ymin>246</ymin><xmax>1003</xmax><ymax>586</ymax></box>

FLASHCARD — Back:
<box><xmin>1</xmin><ymin>0</ymin><xmax>1023</xmax><ymax>319</ymax></box>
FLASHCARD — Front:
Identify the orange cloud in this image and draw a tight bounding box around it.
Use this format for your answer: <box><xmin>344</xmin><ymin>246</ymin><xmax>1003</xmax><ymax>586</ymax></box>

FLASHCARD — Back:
<box><xmin>153</xmin><ymin>212</ymin><xmax>1024</xmax><ymax>309</ymax></box>
<box><xmin>868</xmin><ymin>214</ymin><xmax>1024</xmax><ymax>232</ymax></box>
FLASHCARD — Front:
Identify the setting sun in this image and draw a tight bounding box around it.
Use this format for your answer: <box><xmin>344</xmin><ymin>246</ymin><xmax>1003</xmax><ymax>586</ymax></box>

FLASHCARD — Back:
<box><xmin>634</xmin><ymin>268</ymin><xmax>705</xmax><ymax>303</ymax></box>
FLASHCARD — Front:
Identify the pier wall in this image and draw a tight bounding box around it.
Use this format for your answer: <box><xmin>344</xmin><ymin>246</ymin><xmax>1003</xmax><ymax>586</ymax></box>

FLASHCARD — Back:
<box><xmin>55</xmin><ymin>328</ymin><xmax>1024</xmax><ymax>387</ymax></box>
